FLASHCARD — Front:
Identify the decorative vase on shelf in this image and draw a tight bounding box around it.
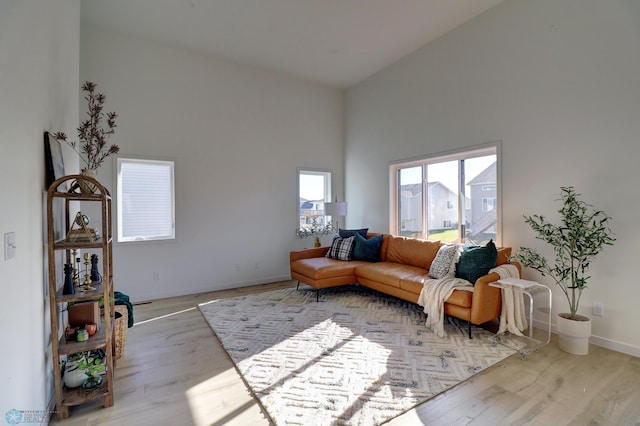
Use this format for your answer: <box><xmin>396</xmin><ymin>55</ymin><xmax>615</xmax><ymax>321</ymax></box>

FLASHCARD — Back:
<box><xmin>78</xmin><ymin>169</ymin><xmax>99</xmax><ymax>194</ymax></box>
<box><xmin>63</xmin><ymin>363</ymin><xmax>88</xmax><ymax>388</ymax></box>
<box><xmin>81</xmin><ymin>375</ymin><xmax>102</xmax><ymax>390</ymax></box>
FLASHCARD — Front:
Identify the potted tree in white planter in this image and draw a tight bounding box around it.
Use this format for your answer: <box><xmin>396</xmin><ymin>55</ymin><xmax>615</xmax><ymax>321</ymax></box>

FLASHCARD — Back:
<box><xmin>511</xmin><ymin>187</ymin><xmax>615</xmax><ymax>355</ymax></box>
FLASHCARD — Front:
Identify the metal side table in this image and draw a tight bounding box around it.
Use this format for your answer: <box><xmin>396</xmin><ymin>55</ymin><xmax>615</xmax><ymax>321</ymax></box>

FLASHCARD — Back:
<box><xmin>489</xmin><ymin>278</ymin><xmax>552</xmax><ymax>360</ymax></box>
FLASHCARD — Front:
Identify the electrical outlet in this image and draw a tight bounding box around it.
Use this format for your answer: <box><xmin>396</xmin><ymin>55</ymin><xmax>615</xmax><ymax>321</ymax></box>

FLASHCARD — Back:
<box><xmin>592</xmin><ymin>302</ymin><xmax>604</xmax><ymax>316</ymax></box>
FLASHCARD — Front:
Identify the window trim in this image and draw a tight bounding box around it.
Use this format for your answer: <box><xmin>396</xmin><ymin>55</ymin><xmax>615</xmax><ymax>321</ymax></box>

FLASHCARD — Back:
<box><xmin>389</xmin><ymin>141</ymin><xmax>502</xmax><ymax>245</ymax></box>
<box><xmin>116</xmin><ymin>156</ymin><xmax>176</xmax><ymax>244</ymax></box>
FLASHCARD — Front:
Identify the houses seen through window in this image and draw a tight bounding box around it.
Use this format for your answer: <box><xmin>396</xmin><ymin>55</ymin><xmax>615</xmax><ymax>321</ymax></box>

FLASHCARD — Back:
<box><xmin>298</xmin><ymin>169</ymin><xmax>332</xmax><ymax>230</ymax></box>
<box><xmin>390</xmin><ymin>144</ymin><xmax>500</xmax><ymax>245</ymax></box>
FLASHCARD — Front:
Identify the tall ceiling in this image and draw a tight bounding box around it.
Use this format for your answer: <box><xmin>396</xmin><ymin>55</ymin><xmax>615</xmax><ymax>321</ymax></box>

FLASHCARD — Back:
<box><xmin>81</xmin><ymin>0</ymin><xmax>504</xmax><ymax>89</ymax></box>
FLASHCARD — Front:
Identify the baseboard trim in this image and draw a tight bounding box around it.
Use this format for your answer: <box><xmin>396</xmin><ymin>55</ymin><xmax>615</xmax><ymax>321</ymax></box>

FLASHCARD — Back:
<box><xmin>532</xmin><ymin>318</ymin><xmax>640</xmax><ymax>358</ymax></box>
<box><xmin>133</xmin><ymin>275</ymin><xmax>292</xmax><ymax>303</ymax></box>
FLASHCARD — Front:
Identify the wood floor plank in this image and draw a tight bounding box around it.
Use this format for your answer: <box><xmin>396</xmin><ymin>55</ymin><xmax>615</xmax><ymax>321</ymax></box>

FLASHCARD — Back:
<box><xmin>52</xmin><ymin>281</ymin><xmax>640</xmax><ymax>425</ymax></box>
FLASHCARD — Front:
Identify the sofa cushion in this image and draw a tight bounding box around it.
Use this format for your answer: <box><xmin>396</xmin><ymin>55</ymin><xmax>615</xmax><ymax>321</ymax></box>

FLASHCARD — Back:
<box><xmin>428</xmin><ymin>244</ymin><xmax>459</xmax><ymax>279</ymax></box>
<box><xmin>352</xmin><ymin>232</ymin><xmax>383</xmax><ymax>262</ymax></box>
<box><xmin>446</xmin><ymin>289</ymin><xmax>473</xmax><ymax>308</ymax></box>
<box><xmin>356</xmin><ymin>262</ymin><xmax>427</xmax><ymax>288</ymax></box>
<box><xmin>386</xmin><ymin>236</ymin><xmax>440</xmax><ymax>269</ymax></box>
<box><xmin>339</xmin><ymin>228</ymin><xmax>369</xmax><ymax>239</ymax></box>
<box><xmin>455</xmin><ymin>240</ymin><xmax>498</xmax><ymax>284</ymax></box>
<box><xmin>291</xmin><ymin>257</ymin><xmax>364</xmax><ymax>280</ymax></box>
<box><xmin>399</xmin><ymin>275</ymin><xmax>473</xmax><ymax>308</ymax></box>
<box><xmin>326</xmin><ymin>236</ymin><xmax>355</xmax><ymax>261</ymax></box>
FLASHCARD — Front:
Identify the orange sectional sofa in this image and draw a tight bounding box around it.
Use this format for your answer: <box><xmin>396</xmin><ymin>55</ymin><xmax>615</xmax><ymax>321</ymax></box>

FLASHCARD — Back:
<box><xmin>290</xmin><ymin>234</ymin><xmax>520</xmax><ymax>338</ymax></box>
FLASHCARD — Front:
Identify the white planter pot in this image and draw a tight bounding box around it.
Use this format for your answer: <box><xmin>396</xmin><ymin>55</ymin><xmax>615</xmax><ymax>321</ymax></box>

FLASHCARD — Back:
<box><xmin>64</xmin><ymin>362</ymin><xmax>88</xmax><ymax>388</ymax></box>
<box><xmin>557</xmin><ymin>313</ymin><xmax>591</xmax><ymax>355</ymax></box>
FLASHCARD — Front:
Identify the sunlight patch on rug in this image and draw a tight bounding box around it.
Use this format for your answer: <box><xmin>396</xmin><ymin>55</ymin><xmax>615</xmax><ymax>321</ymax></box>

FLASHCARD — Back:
<box><xmin>198</xmin><ymin>285</ymin><xmax>515</xmax><ymax>425</ymax></box>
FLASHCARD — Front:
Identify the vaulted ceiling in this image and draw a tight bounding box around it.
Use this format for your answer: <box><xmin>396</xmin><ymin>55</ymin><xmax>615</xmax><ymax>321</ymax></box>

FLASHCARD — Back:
<box><xmin>82</xmin><ymin>0</ymin><xmax>504</xmax><ymax>89</ymax></box>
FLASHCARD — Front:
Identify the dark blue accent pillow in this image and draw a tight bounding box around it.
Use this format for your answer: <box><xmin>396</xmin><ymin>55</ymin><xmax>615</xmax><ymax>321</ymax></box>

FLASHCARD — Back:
<box><xmin>455</xmin><ymin>240</ymin><xmax>498</xmax><ymax>284</ymax></box>
<box><xmin>339</xmin><ymin>228</ymin><xmax>369</xmax><ymax>239</ymax></box>
<box><xmin>352</xmin><ymin>232</ymin><xmax>383</xmax><ymax>262</ymax></box>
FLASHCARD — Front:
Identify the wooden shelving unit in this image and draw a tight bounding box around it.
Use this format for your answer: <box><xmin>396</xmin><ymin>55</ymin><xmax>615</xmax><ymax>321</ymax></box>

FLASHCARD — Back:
<box><xmin>46</xmin><ymin>174</ymin><xmax>115</xmax><ymax>420</ymax></box>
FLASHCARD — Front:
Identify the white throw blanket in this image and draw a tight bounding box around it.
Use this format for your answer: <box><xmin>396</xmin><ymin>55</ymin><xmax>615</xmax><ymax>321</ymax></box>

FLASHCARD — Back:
<box><xmin>417</xmin><ymin>277</ymin><xmax>474</xmax><ymax>338</ymax></box>
<box><xmin>490</xmin><ymin>264</ymin><xmax>527</xmax><ymax>336</ymax></box>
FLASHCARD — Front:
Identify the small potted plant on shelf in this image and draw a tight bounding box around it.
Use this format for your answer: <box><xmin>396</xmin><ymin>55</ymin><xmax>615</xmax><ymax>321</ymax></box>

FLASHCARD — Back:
<box><xmin>511</xmin><ymin>186</ymin><xmax>615</xmax><ymax>355</ymax></box>
<box><xmin>296</xmin><ymin>217</ymin><xmax>334</xmax><ymax>247</ymax></box>
<box><xmin>74</xmin><ymin>350</ymin><xmax>106</xmax><ymax>389</ymax></box>
<box><xmin>53</xmin><ymin>81</ymin><xmax>119</xmax><ymax>193</ymax></box>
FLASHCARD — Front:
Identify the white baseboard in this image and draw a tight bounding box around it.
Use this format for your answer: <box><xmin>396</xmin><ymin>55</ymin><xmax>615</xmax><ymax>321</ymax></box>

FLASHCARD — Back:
<box><xmin>133</xmin><ymin>275</ymin><xmax>292</xmax><ymax>303</ymax></box>
<box><xmin>532</xmin><ymin>318</ymin><xmax>640</xmax><ymax>358</ymax></box>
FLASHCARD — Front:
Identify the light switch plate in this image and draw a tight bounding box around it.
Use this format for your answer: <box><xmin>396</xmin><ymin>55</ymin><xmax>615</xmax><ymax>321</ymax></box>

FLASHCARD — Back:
<box><xmin>4</xmin><ymin>232</ymin><xmax>16</xmax><ymax>261</ymax></box>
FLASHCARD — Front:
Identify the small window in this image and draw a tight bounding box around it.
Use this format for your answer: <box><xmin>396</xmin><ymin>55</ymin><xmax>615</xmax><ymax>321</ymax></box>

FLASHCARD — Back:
<box><xmin>298</xmin><ymin>169</ymin><xmax>331</xmax><ymax>230</ymax></box>
<box><xmin>117</xmin><ymin>158</ymin><xmax>175</xmax><ymax>242</ymax></box>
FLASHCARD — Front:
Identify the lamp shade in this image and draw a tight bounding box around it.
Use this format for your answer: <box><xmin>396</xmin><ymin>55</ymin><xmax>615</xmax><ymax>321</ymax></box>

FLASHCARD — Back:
<box><xmin>324</xmin><ymin>201</ymin><xmax>347</xmax><ymax>217</ymax></box>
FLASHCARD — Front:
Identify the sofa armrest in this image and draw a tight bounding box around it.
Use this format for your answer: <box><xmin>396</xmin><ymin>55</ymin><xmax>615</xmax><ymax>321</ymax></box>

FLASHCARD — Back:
<box><xmin>469</xmin><ymin>262</ymin><xmax>522</xmax><ymax>325</ymax></box>
<box><xmin>290</xmin><ymin>246</ymin><xmax>330</xmax><ymax>262</ymax></box>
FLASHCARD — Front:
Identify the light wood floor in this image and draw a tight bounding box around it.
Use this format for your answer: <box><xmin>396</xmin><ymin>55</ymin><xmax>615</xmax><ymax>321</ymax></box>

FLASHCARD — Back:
<box><xmin>51</xmin><ymin>280</ymin><xmax>640</xmax><ymax>426</ymax></box>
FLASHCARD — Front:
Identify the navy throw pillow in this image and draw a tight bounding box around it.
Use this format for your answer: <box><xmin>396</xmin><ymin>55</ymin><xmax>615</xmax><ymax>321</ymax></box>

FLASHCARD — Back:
<box><xmin>352</xmin><ymin>232</ymin><xmax>383</xmax><ymax>262</ymax></box>
<box><xmin>338</xmin><ymin>228</ymin><xmax>369</xmax><ymax>239</ymax></box>
<box><xmin>455</xmin><ymin>240</ymin><xmax>498</xmax><ymax>284</ymax></box>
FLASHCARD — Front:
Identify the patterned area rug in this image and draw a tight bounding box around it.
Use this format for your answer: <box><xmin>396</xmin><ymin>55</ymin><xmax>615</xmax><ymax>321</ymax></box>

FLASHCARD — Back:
<box><xmin>198</xmin><ymin>285</ymin><xmax>515</xmax><ymax>425</ymax></box>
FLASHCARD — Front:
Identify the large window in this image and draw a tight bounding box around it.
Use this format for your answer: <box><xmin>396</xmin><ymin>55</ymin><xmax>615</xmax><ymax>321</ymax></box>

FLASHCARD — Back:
<box><xmin>390</xmin><ymin>143</ymin><xmax>500</xmax><ymax>245</ymax></box>
<box><xmin>117</xmin><ymin>157</ymin><xmax>175</xmax><ymax>242</ymax></box>
<box><xmin>297</xmin><ymin>169</ymin><xmax>331</xmax><ymax>230</ymax></box>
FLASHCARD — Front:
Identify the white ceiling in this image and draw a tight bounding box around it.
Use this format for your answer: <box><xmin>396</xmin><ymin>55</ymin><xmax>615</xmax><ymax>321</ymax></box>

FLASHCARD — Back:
<box><xmin>81</xmin><ymin>0</ymin><xmax>504</xmax><ymax>89</ymax></box>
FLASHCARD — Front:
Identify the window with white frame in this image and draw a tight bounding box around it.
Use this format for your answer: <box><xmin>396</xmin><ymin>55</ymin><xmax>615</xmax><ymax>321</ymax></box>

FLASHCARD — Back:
<box><xmin>117</xmin><ymin>157</ymin><xmax>175</xmax><ymax>242</ymax></box>
<box><xmin>298</xmin><ymin>169</ymin><xmax>331</xmax><ymax>230</ymax></box>
<box><xmin>389</xmin><ymin>143</ymin><xmax>500</xmax><ymax>245</ymax></box>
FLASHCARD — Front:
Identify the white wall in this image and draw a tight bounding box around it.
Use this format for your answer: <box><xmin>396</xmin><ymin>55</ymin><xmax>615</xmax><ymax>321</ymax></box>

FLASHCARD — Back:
<box><xmin>80</xmin><ymin>28</ymin><xmax>344</xmax><ymax>302</ymax></box>
<box><xmin>346</xmin><ymin>0</ymin><xmax>640</xmax><ymax>355</ymax></box>
<box><xmin>0</xmin><ymin>0</ymin><xmax>80</xmax><ymax>417</ymax></box>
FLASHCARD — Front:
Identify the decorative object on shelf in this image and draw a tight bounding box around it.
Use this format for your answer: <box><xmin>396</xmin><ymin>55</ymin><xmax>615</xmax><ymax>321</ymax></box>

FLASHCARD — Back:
<box><xmin>511</xmin><ymin>186</ymin><xmax>615</xmax><ymax>355</ymax></box>
<box><xmin>52</xmin><ymin>81</ymin><xmax>119</xmax><ymax>194</ymax></box>
<box><xmin>324</xmin><ymin>197</ymin><xmax>348</xmax><ymax>231</ymax></box>
<box><xmin>76</xmin><ymin>351</ymin><xmax>106</xmax><ymax>390</ymax></box>
<box><xmin>85</xmin><ymin>323</ymin><xmax>97</xmax><ymax>336</ymax></box>
<box><xmin>65</xmin><ymin>212</ymin><xmax>97</xmax><ymax>243</ymax></box>
<box><xmin>296</xmin><ymin>217</ymin><xmax>334</xmax><ymax>247</ymax></box>
<box><xmin>64</xmin><ymin>325</ymin><xmax>79</xmax><ymax>342</ymax></box>
<box><xmin>90</xmin><ymin>254</ymin><xmax>101</xmax><ymax>282</ymax></box>
<box><xmin>68</xmin><ymin>301</ymin><xmax>100</xmax><ymax>330</ymax></box>
<box><xmin>63</xmin><ymin>264</ymin><xmax>75</xmax><ymax>295</ymax></box>
<box><xmin>63</xmin><ymin>362</ymin><xmax>88</xmax><ymax>389</ymax></box>
<box><xmin>72</xmin><ymin>249</ymin><xmax>80</xmax><ymax>286</ymax></box>
<box><xmin>83</xmin><ymin>253</ymin><xmax>92</xmax><ymax>286</ymax></box>
<box><xmin>76</xmin><ymin>328</ymin><xmax>89</xmax><ymax>342</ymax></box>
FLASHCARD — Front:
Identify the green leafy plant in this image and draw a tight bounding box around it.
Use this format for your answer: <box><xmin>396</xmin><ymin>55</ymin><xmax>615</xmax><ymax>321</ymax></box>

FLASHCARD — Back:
<box><xmin>72</xmin><ymin>351</ymin><xmax>106</xmax><ymax>377</ymax></box>
<box><xmin>511</xmin><ymin>187</ymin><xmax>615</xmax><ymax>319</ymax></box>
<box><xmin>53</xmin><ymin>81</ymin><xmax>119</xmax><ymax>170</ymax></box>
<box><xmin>296</xmin><ymin>217</ymin><xmax>334</xmax><ymax>238</ymax></box>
